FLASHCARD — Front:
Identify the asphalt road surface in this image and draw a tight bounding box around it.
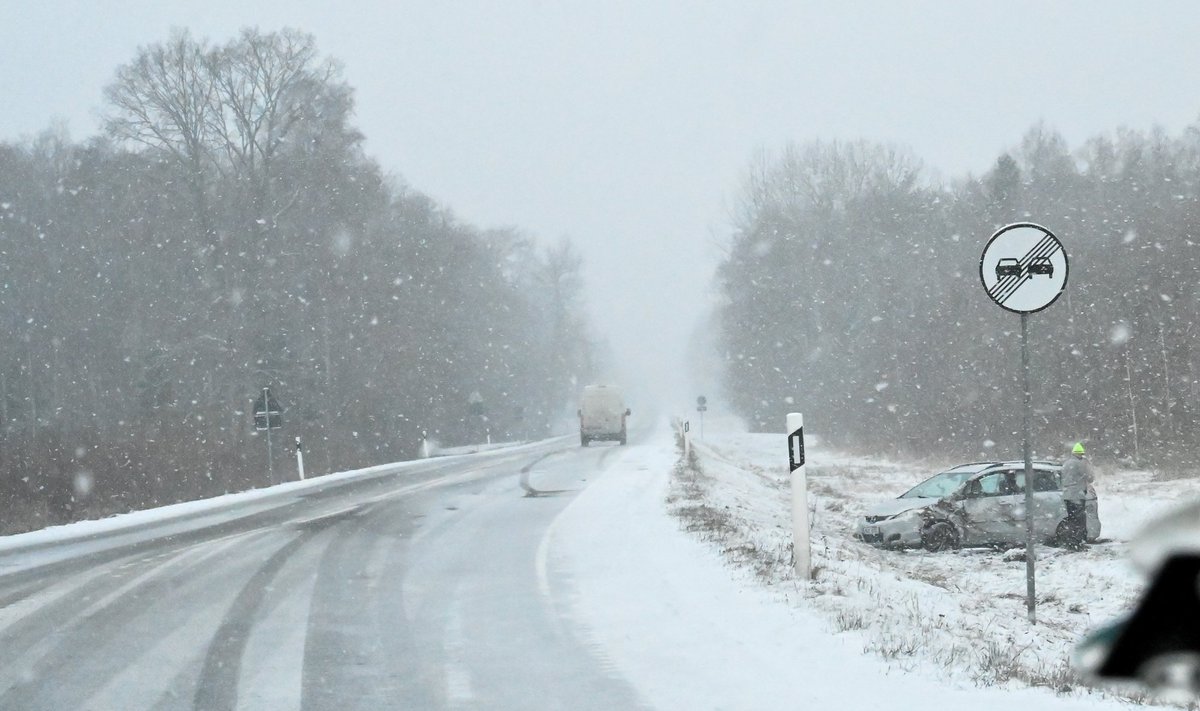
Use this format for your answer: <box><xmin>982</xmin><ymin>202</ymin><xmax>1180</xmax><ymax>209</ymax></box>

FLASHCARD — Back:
<box><xmin>0</xmin><ymin>438</ymin><xmax>649</xmax><ymax>710</ymax></box>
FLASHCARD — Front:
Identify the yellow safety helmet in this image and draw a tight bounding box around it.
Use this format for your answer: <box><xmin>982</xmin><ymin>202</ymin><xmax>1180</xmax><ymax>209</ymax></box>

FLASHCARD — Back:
<box><xmin>1072</xmin><ymin>442</ymin><xmax>1085</xmax><ymax>455</ymax></box>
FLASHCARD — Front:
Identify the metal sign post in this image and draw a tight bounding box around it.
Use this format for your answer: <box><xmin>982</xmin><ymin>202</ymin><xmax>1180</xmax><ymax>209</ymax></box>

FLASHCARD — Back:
<box><xmin>266</xmin><ymin>409</ymin><xmax>273</xmax><ymax>483</ymax></box>
<box><xmin>253</xmin><ymin>386</ymin><xmax>284</xmax><ymax>484</ymax></box>
<box><xmin>696</xmin><ymin>395</ymin><xmax>708</xmax><ymax>439</ymax></box>
<box><xmin>787</xmin><ymin>412</ymin><xmax>811</xmax><ymax>580</ymax></box>
<box><xmin>468</xmin><ymin>390</ymin><xmax>486</xmax><ymax>444</ymax></box>
<box><xmin>980</xmin><ymin>222</ymin><xmax>1069</xmax><ymax>624</ymax></box>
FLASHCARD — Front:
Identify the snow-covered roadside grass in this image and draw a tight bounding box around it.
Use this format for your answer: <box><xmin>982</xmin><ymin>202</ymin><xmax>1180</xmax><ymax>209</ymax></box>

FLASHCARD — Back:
<box><xmin>670</xmin><ymin>423</ymin><xmax>1200</xmax><ymax>706</ymax></box>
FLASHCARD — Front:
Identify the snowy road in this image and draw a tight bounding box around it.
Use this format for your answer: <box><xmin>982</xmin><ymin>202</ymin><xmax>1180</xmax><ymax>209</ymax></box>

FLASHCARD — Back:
<box><xmin>0</xmin><ymin>438</ymin><xmax>645</xmax><ymax>710</ymax></box>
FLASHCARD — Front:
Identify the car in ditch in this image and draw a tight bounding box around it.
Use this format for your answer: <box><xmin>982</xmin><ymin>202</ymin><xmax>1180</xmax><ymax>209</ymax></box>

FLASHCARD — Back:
<box><xmin>855</xmin><ymin>460</ymin><xmax>1100</xmax><ymax>551</ymax></box>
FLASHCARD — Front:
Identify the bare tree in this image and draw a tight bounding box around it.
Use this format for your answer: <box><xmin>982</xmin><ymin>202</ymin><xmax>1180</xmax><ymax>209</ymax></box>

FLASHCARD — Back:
<box><xmin>208</xmin><ymin>28</ymin><xmax>354</xmax><ymax>227</ymax></box>
<box><xmin>104</xmin><ymin>29</ymin><xmax>219</xmax><ymax>250</ymax></box>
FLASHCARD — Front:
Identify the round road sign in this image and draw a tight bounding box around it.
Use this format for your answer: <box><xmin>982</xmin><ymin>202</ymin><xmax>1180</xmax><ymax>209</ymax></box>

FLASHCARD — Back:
<box><xmin>979</xmin><ymin>222</ymin><xmax>1068</xmax><ymax>314</ymax></box>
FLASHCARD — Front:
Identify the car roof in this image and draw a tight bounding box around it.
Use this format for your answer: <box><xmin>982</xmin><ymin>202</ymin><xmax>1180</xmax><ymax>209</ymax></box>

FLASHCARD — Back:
<box><xmin>965</xmin><ymin>460</ymin><xmax>1062</xmax><ymax>478</ymax></box>
<box><xmin>941</xmin><ymin>462</ymin><xmax>1001</xmax><ymax>474</ymax></box>
<box><xmin>938</xmin><ymin>459</ymin><xmax>1062</xmax><ymax>477</ymax></box>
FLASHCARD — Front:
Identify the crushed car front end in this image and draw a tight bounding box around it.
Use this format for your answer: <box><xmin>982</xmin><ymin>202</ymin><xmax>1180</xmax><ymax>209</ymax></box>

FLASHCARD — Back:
<box><xmin>856</xmin><ymin>501</ymin><xmax>935</xmax><ymax>548</ymax></box>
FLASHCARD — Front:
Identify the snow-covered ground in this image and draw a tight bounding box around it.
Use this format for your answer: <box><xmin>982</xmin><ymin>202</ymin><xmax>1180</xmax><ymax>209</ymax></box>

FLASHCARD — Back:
<box><xmin>5</xmin><ymin>416</ymin><xmax>1195</xmax><ymax>708</ymax></box>
<box><xmin>552</xmin><ymin>417</ymin><xmax>1200</xmax><ymax>709</ymax></box>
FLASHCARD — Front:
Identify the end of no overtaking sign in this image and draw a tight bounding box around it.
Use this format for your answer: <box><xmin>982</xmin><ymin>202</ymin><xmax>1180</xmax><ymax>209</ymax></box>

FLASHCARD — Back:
<box><xmin>979</xmin><ymin>223</ymin><xmax>1069</xmax><ymax>314</ymax></box>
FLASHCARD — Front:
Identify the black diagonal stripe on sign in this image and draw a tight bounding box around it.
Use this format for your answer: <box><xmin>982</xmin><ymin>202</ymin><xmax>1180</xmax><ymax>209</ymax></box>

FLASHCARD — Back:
<box><xmin>988</xmin><ymin>236</ymin><xmax>1059</xmax><ymax>304</ymax></box>
<box><xmin>988</xmin><ymin>240</ymin><xmax>1056</xmax><ymax>303</ymax></box>
<box><xmin>987</xmin><ymin>235</ymin><xmax>1055</xmax><ymax>301</ymax></box>
<box><xmin>993</xmin><ymin>244</ymin><xmax>1057</xmax><ymax>305</ymax></box>
<box><xmin>994</xmin><ymin>238</ymin><xmax>1061</xmax><ymax>305</ymax></box>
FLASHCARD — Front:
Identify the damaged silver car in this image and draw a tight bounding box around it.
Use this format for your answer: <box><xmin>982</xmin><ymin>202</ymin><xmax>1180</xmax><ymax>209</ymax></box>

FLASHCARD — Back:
<box><xmin>856</xmin><ymin>460</ymin><xmax>1100</xmax><ymax>551</ymax></box>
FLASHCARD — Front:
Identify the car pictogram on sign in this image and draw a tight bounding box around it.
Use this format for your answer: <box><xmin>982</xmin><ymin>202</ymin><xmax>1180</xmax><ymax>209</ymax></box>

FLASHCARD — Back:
<box><xmin>1029</xmin><ymin>256</ymin><xmax>1054</xmax><ymax>277</ymax></box>
<box><xmin>996</xmin><ymin>258</ymin><xmax>1021</xmax><ymax>279</ymax></box>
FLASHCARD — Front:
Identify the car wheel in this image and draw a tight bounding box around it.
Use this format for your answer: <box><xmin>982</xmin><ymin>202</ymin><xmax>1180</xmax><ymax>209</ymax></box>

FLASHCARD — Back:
<box><xmin>1053</xmin><ymin>520</ymin><xmax>1071</xmax><ymax>546</ymax></box>
<box><xmin>922</xmin><ymin>521</ymin><xmax>959</xmax><ymax>552</ymax></box>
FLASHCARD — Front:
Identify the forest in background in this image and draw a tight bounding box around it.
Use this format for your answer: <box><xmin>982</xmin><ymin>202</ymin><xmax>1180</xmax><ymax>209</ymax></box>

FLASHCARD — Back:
<box><xmin>717</xmin><ymin>124</ymin><xmax>1200</xmax><ymax>470</ymax></box>
<box><xmin>0</xmin><ymin>28</ymin><xmax>596</xmax><ymax>531</ymax></box>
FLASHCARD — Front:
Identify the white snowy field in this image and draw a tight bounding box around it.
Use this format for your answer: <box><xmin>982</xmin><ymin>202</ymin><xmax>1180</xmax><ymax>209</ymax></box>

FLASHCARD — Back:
<box><xmin>552</xmin><ymin>418</ymin><xmax>1199</xmax><ymax>709</ymax></box>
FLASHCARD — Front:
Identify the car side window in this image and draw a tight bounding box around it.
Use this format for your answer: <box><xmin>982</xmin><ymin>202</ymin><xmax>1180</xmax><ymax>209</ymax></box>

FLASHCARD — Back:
<box><xmin>1034</xmin><ymin>470</ymin><xmax>1060</xmax><ymax>492</ymax></box>
<box><xmin>1014</xmin><ymin>469</ymin><xmax>1061</xmax><ymax>493</ymax></box>
<box><xmin>976</xmin><ymin>473</ymin><xmax>1005</xmax><ymax>496</ymax></box>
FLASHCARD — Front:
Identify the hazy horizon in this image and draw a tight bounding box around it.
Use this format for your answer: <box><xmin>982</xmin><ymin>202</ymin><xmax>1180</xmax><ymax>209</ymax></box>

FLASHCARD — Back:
<box><xmin>4</xmin><ymin>1</ymin><xmax>1200</xmax><ymax>411</ymax></box>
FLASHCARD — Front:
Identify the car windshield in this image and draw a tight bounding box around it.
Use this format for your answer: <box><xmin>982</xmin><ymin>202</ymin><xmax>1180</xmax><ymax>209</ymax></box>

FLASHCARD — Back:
<box><xmin>900</xmin><ymin>470</ymin><xmax>977</xmax><ymax>499</ymax></box>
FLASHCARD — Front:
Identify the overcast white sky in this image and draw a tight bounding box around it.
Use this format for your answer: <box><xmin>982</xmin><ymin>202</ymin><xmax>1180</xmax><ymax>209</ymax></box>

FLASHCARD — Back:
<box><xmin>3</xmin><ymin>1</ymin><xmax>1200</xmax><ymax>407</ymax></box>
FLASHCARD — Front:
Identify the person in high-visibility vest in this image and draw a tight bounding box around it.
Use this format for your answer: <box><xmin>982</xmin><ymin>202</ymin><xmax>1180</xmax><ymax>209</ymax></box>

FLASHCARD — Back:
<box><xmin>1061</xmin><ymin>442</ymin><xmax>1094</xmax><ymax>551</ymax></box>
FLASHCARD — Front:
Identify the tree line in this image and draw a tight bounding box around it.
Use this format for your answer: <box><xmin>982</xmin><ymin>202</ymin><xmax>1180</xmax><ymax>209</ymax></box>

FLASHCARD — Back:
<box><xmin>0</xmin><ymin>28</ymin><xmax>596</xmax><ymax>532</ymax></box>
<box><xmin>716</xmin><ymin>123</ymin><xmax>1200</xmax><ymax>469</ymax></box>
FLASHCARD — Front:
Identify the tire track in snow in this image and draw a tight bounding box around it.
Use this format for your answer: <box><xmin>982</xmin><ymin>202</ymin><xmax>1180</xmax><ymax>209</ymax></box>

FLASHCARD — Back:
<box><xmin>0</xmin><ymin>529</ymin><xmax>273</xmax><ymax>710</ymax></box>
<box><xmin>299</xmin><ymin>500</ymin><xmax>421</xmax><ymax>711</ymax></box>
<box><xmin>192</xmin><ymin>530</ymin><xmax>319</xmax><ymax>711</ymax></box>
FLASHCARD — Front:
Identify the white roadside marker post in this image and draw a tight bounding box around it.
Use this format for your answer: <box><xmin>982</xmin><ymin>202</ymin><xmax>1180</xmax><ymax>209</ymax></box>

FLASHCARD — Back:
<box><xmin>295</xmin><ymin>436</ymin><xmax>305</xmax><ymax>481</ymax></box>
<box><xmin>787</xmin><ymin>412</ymin><xmax>811</xmax><ymax>580</ymax></box>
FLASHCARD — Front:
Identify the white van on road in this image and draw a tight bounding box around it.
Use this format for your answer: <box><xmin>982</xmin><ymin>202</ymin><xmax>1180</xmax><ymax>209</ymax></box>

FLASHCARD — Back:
<box><xmin>578</xmin><ymin>385</ymin><xmax>630</xmax><ymax>446</ymax></box>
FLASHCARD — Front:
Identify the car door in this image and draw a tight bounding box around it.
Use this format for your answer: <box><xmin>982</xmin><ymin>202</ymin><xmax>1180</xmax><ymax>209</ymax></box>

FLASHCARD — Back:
<box><xmin>959</xmin><ymin>470</ymin><xmax>1023</xmax><ymax>544</ymax></box>
<box><xmin>1014</xmin><ymin>467</ymin><xmax>1066</xmax><ymax>541</ymax></box>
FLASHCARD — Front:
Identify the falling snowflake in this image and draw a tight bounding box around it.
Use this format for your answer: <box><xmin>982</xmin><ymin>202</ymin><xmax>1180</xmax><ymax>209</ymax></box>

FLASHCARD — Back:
<box><xmin>332</xmin><ymin>229</ymin><xmax>353</xmax><ymax>256</ymax></box>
